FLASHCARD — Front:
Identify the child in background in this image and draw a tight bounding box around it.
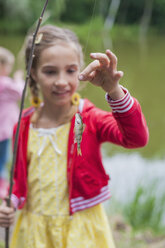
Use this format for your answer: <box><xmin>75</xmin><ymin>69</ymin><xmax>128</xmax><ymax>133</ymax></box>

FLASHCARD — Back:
<box><xmin>0</xmin><ymin>47</ymin><xmax>24</xmax><ymax>199</ymax></box>
<box><xmin>0</xmin><ymin>25</ymin><xmax>148</xmax><ymax>248</ymax></box>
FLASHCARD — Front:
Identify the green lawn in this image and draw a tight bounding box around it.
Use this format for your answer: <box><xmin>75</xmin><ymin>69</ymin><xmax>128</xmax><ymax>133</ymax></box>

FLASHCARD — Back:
<box><xmin>0</xmin><ymin>241</ymin><xmax>4</xmax><ymax>248</ymax></box>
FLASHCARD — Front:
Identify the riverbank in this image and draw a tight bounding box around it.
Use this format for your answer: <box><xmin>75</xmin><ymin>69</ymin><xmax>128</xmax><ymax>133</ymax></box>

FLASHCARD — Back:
<box><xmin>111</xmin><ymin>214</ymin><xmax>165</xmax><ymax>248</ymax></box>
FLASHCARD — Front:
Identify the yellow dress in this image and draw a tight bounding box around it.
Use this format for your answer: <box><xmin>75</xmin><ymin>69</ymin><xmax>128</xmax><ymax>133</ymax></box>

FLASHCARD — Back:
<box><xmin>10</xmin><ymin>123</ymin><xmax>115</xmax><ymax>248</ymax></box>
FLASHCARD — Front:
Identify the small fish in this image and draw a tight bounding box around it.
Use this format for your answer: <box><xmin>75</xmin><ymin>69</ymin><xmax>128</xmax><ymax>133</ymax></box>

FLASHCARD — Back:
<box><xmin>74</xmin><ymin>113</ymin><xmax>85</xmax><ymax>156</ymax></box>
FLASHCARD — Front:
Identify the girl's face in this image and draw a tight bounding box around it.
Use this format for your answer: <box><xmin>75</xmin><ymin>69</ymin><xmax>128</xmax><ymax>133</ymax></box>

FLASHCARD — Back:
<box><xmin>32</xmin><ymin>43</ymin><xmax>80</xmax><ymax>107</ymax></box>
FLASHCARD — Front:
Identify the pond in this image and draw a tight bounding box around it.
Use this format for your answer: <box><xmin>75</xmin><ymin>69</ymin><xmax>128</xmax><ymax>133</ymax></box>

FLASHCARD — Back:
<box><xmin>1</xmin><ymin>31</ymin><xmax>165</xmax><ymax>222</ymax></box>
<box><xmin>81</xmin><ymin>34</ymin><xmax>165</xmax><ymax>160</ymax></box>
<box><xmin>0</xmin><ymin>33</ymin><xmax>165</xmax><ymax>159</ymax></box>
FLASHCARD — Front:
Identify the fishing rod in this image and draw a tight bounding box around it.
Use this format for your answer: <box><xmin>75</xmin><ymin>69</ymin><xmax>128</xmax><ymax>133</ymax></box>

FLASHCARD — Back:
<box><xmin>5</xmin><ymin>1</ymin><xmax>49</xmax><ymax>247</ymax></box>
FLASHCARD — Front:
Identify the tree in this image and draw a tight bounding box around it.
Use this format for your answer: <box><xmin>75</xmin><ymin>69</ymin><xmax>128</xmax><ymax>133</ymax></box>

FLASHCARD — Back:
<box><xmin>139</xmin><ymin>0</ymin><xmax>154</xmax><ymax>40</ymax></box>
<box><xmin>103</xmin><ymin>0</ymin><xmax>121</xmax><ymax>49</ymax></box>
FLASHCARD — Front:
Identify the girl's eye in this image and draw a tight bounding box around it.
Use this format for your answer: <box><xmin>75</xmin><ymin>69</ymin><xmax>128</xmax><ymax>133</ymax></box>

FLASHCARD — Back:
<box><xmin>44</xmin><ymin>70</ymin><xmax>57</xmax><ymax>75</ymax></box>
<box><xmin>67</xmin><ymin>69</ymin><xmax>76</xmax><ymax>74</ymax></box>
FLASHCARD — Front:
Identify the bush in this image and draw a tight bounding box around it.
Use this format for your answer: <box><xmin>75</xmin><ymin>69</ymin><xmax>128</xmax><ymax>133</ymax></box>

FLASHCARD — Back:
<box><xmin>124</xmin><ymin>182</ymin><xmax>165</xmax><ymax>234</ymax></box>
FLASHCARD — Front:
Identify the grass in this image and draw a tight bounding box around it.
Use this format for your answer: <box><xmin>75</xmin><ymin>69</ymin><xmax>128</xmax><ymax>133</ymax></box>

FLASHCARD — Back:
<box><xmin>0</xmin><ymin>241</ymin><xmax>4</xmax><ymax>248</ymax></box>
<box><xmin>106</xmin><ymin>181</ymin><xmax>165</xmax><ymax>248</ymax></box>
<box><xmin>123</xmin><ymin>182</ymin><xmax>165</xmax><ymax>234</ymax></box>
<box><xmin>106</xmin><ymin>178</ymin><xmax>165</xmax><ymax>235</ymax></box>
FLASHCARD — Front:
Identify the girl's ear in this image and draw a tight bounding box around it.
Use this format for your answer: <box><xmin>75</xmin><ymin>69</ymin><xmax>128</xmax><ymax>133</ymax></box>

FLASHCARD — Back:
<box><xmin>31</xmin><ymin>68</ymin><xmax>37</xmax><ymax>81</ymax></box>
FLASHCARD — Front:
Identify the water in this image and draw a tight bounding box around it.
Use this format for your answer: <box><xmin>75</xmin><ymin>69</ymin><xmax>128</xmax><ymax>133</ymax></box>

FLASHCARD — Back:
<box><xmin>0</xmin><ymin>33</ymin><xmax>165</xmax><ymax>158</ymax></box>
<box><xmin>103</xmin><ymin>153</ymin><xmax>165</xmax><ymax>202</ymax></box>
<box><xmin>81</xmin><ymin>34</ymin><xmax>165</xmax><ymax>159</ymax></box>
<box><xmin>103</xmin><ymin>152</ymin><xmax>165</xmax><ymax>224</ymax></box>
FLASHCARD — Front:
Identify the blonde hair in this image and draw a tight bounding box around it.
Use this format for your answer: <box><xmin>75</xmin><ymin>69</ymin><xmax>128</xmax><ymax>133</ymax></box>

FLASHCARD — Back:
<box><xmin>25</xmin><ymin>25</ymin><xmax>84</xmax><ymax>125</ymax></box>
<box><xmin>0</xmin><ymin>47</ymin><xmax>15</xmax><ymax>66</ymax></box>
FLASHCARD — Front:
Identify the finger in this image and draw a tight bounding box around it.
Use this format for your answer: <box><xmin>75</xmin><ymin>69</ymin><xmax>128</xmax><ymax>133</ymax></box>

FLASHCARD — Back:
<box><xmin>0</xmin><ymin>216</ymin><xmax>14</xmax><ymax>223</ymax></box>
<box><xmin>0</xmin><ymin>212</ymin><xmax>15</xmax><ymax>223</ymax></box>
<box><xmin>84</xmin><ymin>71</ymin><xmax>96</xmax><ymax>82</ymax></box>
<box><xmin>90</xmin><ymin>53</ymin><xmax>110</xmax><ymax>67</ymax></box>
<box><xmin>114</xmin><ymin>71</ymin><xmax>124</xmax><ymax>81</ymax></box>
<box><xmin>0</xmin><ymin>206</ymin><xmax>14</xmax><ymax>214</ymax></box>
<box><xmin>80</xmin><ymin>71</ymin><xmax>96</xmax><ymax>83</ymax></box>
<box><xmin>0</xmin><ymin>219</ymin><xmax>14</xmax><ymax>228</ymax></box>
<box><xmin>79</xmin><ymin>60</ymin><xmax>100</xmax><ymax>81</ymax></box>
<box><xmin>106</xmin><ymin>49</ymin><xmax>118</xmax><ymax>70</ymax></box>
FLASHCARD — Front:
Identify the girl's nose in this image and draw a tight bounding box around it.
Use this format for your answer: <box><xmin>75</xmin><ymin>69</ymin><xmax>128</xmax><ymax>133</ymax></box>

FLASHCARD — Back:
<box><xmin>54</xmin><ymin>76</ymin><xmax>67</xmax><ymax>87</ymax></box>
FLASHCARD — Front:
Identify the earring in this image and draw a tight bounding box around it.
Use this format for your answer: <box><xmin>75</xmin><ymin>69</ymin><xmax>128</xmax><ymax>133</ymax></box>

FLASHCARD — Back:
<box><xmin>30</xmin><ymin>96</ymin><xmax>42</xmax><ymax>108</ymax></box>
<box><xmin>71</xmin><ymin>92</ymin><xmax>80</xmax><ymax>106</ymax></box>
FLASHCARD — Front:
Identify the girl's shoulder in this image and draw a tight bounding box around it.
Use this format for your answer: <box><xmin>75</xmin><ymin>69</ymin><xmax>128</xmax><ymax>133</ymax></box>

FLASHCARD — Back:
<box><xmin>81</xmin><ymin>98</ymin><xmax>110</xmax><ymax>117</ymax></box>
<box><xmin>80</xmin><ymin>98</ymin><xmax>95</xmax><ymax>114</ymax></box>
<box><xmin>22</xmin><ymin>107</ymin><xmax>35</xmax><ymax>118</ymax></box>
<box><xmin>13</xmin><ymin>107</ymin><xmax>34</xmax><ymax>136</ymax></box>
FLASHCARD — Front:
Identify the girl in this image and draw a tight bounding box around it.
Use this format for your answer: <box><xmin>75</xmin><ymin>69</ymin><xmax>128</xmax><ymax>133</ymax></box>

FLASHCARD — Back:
<box><xmin>0</xmin><ymin>47</ymin><xmax>24</xmax><ymax>199</ymax></box>
<box><xmin>0</xmin><ymin>25</ymin><xmax>148</xmax><ymax>248</ymax></box>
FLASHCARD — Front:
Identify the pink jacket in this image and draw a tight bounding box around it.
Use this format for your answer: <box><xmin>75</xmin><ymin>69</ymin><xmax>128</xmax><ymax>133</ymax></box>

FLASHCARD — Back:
<box><xmin>11</xmin><ymin>91</ymin><xmax>149</xmax><ymax>214</ymax></box>
<box><xmin>0</xmin><ymin>76</ymin><xmax>24</xmax><ymax>141</ymax></box>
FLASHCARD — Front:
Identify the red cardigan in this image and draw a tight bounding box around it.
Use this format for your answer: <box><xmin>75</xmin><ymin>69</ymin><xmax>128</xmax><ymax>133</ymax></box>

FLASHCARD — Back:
<box><xmin>11</xmin><ymin>98</ymin><xmax>148</xmax><ymax>214</ymax></box>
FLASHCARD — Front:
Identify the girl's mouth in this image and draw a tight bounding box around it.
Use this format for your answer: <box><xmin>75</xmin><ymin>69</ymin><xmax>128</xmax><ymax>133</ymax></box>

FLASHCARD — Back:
<box><xmin>52</xmin><ymin>91</ymin><xmax>69</xmax><ymax>96</ymax></box>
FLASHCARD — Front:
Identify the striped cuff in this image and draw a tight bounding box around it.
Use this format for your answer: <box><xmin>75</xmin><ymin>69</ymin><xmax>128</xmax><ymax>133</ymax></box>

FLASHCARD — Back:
<box><xmin>105</xmin><ymin>86</ymin><xmax>134</xmax><ymax>113</ymax></box>
<box><xmin>11</xmin><ymin>194</ymin><xmax>25</xmax><ymax>209</ymax></box>
<box><xmin>11</xmin><ymin>194</ymin><xmax>19</xmax><ymax>209</ymax></box>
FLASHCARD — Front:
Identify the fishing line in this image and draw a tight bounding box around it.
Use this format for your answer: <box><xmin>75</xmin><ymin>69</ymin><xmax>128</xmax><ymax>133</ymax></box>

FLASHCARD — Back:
<box><xmin>78</xmin><ymin>0</ymin><xmax>98</xmax><ymax>92</ymax></box>
<box><xmin>98</xmin><ymin>0</ymin><xmax>113</xmax><ymax>91</ymax></box>
<box><xmin>88</xmin><ymin>0</ymin><xmax>121</xmax><ymax>98</ymax></box>
<box><xmin>82</xmin><ymin>0</ymin><xmax>112</xmax><ymax>95</ymax></box>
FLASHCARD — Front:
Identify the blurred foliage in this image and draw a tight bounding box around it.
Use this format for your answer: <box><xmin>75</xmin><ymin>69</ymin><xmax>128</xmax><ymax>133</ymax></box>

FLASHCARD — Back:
<box><xmin>61</xmin><ymin>0</ymin><xmax>97</xmax><ymax>23</ymax></box>
<box><xmin>0</xmin><ymin>241</ymin><xmax>3</xmax><ymax>248</ymax></box>
<box><xmin>0</xmin><ymin>0</ymin><xmax>66</xmax><ymax>33</ymax></box>
<box><xmin>0</xmin><ymin>0</ymin><xmax>165</xmax><ymax>33</ymax></box>
<box><xmin>152</xmin><ymin>0</ymin><xmax>165</xmax><ymax>29</ymax></box>
<box><xmin>124</xmin><ymin>183</ymin><xmax>165</xmax><ymax>234</ymax></box>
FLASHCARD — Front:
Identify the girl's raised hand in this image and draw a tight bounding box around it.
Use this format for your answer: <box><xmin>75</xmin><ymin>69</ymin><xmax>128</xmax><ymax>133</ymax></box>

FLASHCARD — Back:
<box><xmin>0</xmin><ymin>200</ymin><xmax>15</xmax><ymax>228</ymax></box>
<box><xmin>79</xmin><ymin>49</ymin><xmax>125</xmax><ymax>100</ymax></box>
